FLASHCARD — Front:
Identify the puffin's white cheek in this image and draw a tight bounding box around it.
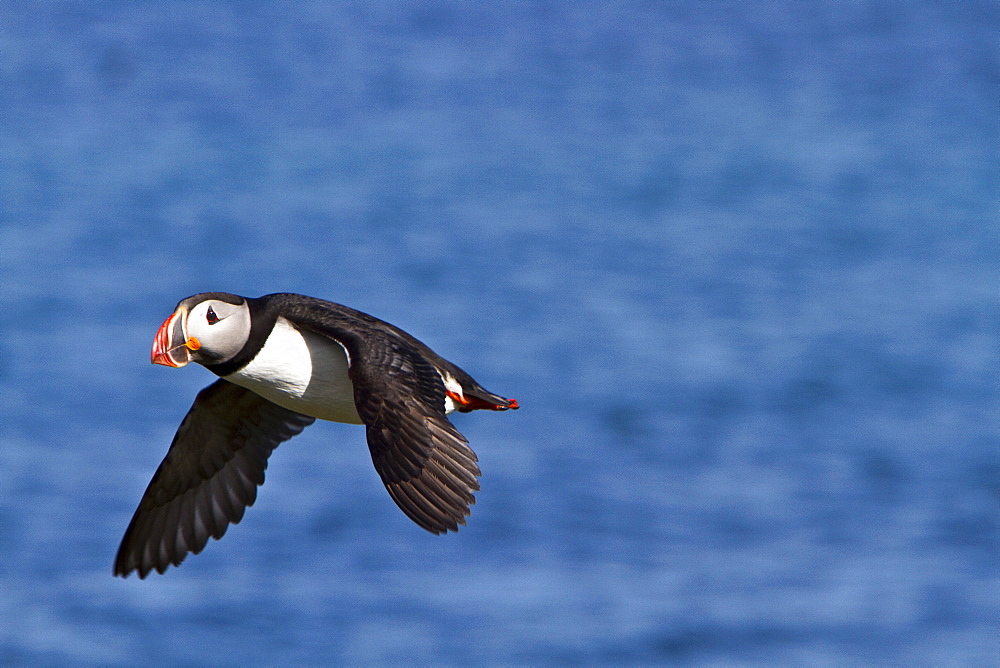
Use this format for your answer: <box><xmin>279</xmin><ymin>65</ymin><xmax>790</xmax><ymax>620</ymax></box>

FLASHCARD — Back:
<box><xmin>194</xmin><ymin>320</ymin><xmax>250</xmax><ymax>365</ymax></box>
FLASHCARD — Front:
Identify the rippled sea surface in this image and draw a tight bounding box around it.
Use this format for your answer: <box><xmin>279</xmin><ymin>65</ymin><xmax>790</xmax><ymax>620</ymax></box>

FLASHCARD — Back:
<box><xmin>1</xmin><ymin>2</ymin><xmax>997</xmax><ymax>664</ymax></box>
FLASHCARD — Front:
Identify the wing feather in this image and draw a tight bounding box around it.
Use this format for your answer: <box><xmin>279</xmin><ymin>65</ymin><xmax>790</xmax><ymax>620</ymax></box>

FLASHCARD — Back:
<box><xmin>114</xmin><ymin>380</ymin><xmax>314</xmax><ymax>578</ymax></box>
<box><xmin>280</xmin><ymin>298</ymin><xmax>483</xmax><ymax>534</ymax></box>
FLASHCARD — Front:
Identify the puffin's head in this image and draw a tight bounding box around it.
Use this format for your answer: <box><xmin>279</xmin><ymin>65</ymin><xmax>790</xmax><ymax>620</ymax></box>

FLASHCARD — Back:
<box><xmin>151</xmin><ymin>293</ymin><xmax>251</xmax><ymax>368</ymax></box>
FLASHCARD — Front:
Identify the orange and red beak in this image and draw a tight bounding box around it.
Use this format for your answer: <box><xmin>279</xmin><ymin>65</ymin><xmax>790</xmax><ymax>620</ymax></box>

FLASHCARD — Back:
<box><xmin>151</xmin><ymin>308</ymin><xmax>199</xmax><ymax>367</ymax></box>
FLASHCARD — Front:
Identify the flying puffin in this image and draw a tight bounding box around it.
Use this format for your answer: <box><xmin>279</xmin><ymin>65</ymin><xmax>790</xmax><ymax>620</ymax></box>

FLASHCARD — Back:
<box><xmin>114</xmin><ymin>292</ymin><xmax>518</xmax><ymax>579</ymax></box>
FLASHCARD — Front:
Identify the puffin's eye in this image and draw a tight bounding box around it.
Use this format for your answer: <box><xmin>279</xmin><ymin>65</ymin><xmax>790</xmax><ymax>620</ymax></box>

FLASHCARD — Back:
<box><xmin>206</xmin><ymin>307</ymin><xmax>220</xmax><ymax>325</ymax></box>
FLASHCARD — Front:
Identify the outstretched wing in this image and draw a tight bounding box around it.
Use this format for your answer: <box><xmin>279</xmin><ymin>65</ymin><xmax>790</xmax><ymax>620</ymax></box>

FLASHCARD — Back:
<box><xmin>114</xmin><ymin>379</ymin><xmax>315</xmax><ymax>578</ymax></box>
<box><xmin>280</xmin><ymin>297</ymin><xmax>482</xmax><ymax>533</ymax></box>
<box><xmin>351</xmin><ymin>339</ymin><xmax>481</xmax><ymax>533</ymax></box>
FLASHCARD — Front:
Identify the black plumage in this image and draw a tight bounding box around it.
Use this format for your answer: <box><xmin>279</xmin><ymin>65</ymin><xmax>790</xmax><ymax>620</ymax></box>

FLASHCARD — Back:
<box><xmin>115</xmin><ymin>293</ymin><xmax>517</xmax><ymax>578</ymax></box>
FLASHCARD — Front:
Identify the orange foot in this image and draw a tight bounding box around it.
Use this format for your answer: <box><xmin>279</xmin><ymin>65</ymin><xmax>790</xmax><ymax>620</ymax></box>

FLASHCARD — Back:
<box><xmin>447</xmin><ymin>391</ymin><xmax>520</xmax><ymax>412</ymax></box>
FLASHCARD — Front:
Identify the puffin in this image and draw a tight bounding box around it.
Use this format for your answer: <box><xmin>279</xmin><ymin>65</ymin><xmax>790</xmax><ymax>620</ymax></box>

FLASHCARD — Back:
<box><xmin>114</xmin><ymin>292</ymin><xmax>518</xmax><ymax>579</ymax></box>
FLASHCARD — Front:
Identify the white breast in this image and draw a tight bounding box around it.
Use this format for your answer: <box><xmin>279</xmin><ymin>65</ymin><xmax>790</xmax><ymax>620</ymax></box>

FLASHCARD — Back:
<box><xmin>224</xmin><ymin>317</ymin><xmax>363</xmax><ymax>424</ymax></box>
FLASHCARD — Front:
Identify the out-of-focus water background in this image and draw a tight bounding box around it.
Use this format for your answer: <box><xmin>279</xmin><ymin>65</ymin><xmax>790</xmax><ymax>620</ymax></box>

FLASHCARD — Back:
<box><xmin>1</xmin><ymin>2</ymin><xmax>997</xmax><ymax>664</ymax></box>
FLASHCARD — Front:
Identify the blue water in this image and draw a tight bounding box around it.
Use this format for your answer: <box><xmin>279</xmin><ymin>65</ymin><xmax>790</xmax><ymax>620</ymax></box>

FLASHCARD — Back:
<box><xmin>1</xmin><ymin>2</ymin><xmax>997</xmax><ymax>664</ymax></box>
